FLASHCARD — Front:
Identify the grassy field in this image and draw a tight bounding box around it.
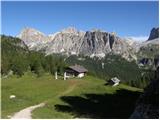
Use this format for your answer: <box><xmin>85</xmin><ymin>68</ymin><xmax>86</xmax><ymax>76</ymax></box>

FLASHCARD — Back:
<box><xmin>2</xmin><ymin>72</ymin><xmax>143</xmax><ymax>119</ymax></box>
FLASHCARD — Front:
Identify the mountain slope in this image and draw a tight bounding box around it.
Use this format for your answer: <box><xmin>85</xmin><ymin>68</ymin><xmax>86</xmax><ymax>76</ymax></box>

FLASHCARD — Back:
<box><xmin>79</xmin><ymin>30</ymin><xmax>135</xmax><ymax>60</ymax></box>
<box><xmin>45</xmin><ymin>27</ymin><xmax>85</xmax><ymax>55</ymax></box>
<box><xmin>136</xmin><ymin>28</ymin><xmax>159</xmax><ymax>69</ymax></box>
<box><xmin>1</xmin><ymin>35</ymin><xmax>29</xmax><ymax>75</ymax></box>
<box><xmin>17</xmin><ymin>28</ymin><xmax>51</xmax><ymax>50</ymax></box>
<box><xmin>130</xmin><ymin>67</ymin><xmax>159</xmax><ymax>119</ymax></box>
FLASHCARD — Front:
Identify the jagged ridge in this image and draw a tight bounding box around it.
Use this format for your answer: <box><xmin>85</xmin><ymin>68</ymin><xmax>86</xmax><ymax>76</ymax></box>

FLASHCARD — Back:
<box><xmin>17</xmin><ymin>27</ymin><xmax>159</xmax><ymax>61</ymax></box>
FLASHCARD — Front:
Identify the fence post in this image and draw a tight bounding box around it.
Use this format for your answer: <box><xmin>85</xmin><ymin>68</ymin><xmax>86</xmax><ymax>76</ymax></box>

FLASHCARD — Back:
<box><xmin>64</xmin><ymin>72</ymin><xmax>66</xmax><ymax>80</ymax></box>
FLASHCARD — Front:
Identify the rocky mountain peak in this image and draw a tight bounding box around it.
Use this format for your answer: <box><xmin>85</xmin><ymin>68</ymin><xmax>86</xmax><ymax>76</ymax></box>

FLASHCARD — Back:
<box><xmin>148</xmin><ymin>27</ymin><xmax>159</xmax><ymax>41</ymax></box>
<box><xmin>90</xmin><ymin>28</ymin><xmax>104</xmax><ymax>32</ymax></box>
<box><xmin>61</xmin><ymin>27</ymin><xmax>79</xmax><ymax>33</ymax></box>
<box><xmin>59</xmin><ymin>27</ymin><xmax>85</xmax><ymax>37</ymax></box>
<box><xmin>18</xmin><ymin>27</ymin><xmax>50</xmax><ymax>50</ymax></box>
<box><xmin>18</xmin><ymin>27</ymin><xmax>45</xmax><ymax>38</ymax></box>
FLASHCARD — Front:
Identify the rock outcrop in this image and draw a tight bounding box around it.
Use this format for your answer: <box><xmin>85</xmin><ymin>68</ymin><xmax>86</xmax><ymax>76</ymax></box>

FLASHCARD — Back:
<box><xmin>79</xmin><ymin>31</ymin><xmax>135</xmax><ymax>60</ymax></box>
<box><xmin>45</xmin><ymin>27</ymin><xmax>85</xmax><ymax>55</ymax></box>
<box><xmin>148</xmin><ymin>27</ymin><xmax>159</xmax><ymax>41</ymax></box>
<box><xmin>136</xmin><ymin>28</ymin><xmax>159</xmax><ymax>68</ymax></box>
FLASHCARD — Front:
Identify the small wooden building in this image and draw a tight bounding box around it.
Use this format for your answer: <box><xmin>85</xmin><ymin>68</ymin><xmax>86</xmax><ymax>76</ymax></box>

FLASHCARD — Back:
<box><xmin>108</xmin><ymin>77</ymin><xmax>120</xmax><ymax>86</ymax></box>
<box><xmin>65</xmin><ymin>65</ymin><xmax>88</xmax><ymax>78</ymax></box>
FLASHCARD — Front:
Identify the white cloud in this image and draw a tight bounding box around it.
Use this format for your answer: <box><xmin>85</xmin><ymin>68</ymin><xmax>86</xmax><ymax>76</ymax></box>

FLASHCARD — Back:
<box><xmin>124</xmin><ymin>36</ymin><xmax>149</xmax><ymax>42</ymax></box>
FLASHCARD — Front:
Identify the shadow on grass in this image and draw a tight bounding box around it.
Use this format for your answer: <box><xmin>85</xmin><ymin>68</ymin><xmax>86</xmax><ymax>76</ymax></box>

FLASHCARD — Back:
<box><xmin>55</xmin><ymin>89</ymin><xmax>141</xmax><ymax>119</ymax></box>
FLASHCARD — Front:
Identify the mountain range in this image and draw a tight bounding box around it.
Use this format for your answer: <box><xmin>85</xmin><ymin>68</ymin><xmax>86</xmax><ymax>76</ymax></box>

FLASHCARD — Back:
<box><xmin>17</xmin><ymin>27</ymin><xmax>159</xmax><ymax>61</ymax></box>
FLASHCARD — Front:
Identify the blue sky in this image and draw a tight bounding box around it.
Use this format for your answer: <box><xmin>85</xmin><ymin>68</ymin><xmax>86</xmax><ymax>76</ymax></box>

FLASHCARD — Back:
<box><xmin>1</xmin><ymin>1</ymin><xmax>159</xmax><ymax>40</ymax></box>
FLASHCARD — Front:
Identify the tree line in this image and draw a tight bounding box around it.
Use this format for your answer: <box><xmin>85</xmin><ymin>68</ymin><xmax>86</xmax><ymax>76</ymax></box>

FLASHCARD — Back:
<box><xmin>66</xmin><ymin>54</ymin><xmax>154</xmax><ymax>88</ymax></box>
<box><xmin>1</xmin><ymin>35</ymin><xmax>66</xmax><ymax>77</ymax></box>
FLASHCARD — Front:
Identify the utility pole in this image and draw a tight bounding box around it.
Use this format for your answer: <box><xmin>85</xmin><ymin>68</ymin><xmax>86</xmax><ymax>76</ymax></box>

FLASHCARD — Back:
<box><xmin>55</xmin><ymin>71</ymin><xmax>58</xmax><ymax>80</ymax></box>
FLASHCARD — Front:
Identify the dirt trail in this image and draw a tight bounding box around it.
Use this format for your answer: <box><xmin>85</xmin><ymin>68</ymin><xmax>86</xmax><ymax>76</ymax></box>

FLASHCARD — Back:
<box><xmin>10</xmin><ymin>83</ymin><xmax>77</xmax><ymax>119</ymax></box>
<box><xmin>11</xmin><ymin>103</ymin><xmax>45</xmax><ymax>119</ymax></box>
<box><xmin>59</xmin><ymin>83</ymin><xmax>76</xmax><ymax>96</ymax></box>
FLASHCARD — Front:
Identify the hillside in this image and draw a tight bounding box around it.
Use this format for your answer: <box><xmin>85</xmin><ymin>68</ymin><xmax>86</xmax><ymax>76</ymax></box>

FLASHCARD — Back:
<box><xmin>1</xmin><ymin>35</ymin><xmax>29</xmax><ymax>75</ymax></box>
<box><xmin>1</xmin><ymin>35</ymin><xmax>66</xmax><ymax>77</ymax></box>
<box><xmin>2</xmin><ymin>72</ymin><xmax>142</xmax><ymax>119</ymax></box>
<box><xmin>65</xmin><ymin>55</ymin><xmax>145</xmax><ymax>88</ymax></box>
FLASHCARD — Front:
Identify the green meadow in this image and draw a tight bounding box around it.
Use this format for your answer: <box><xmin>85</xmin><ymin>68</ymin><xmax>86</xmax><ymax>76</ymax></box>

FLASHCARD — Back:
<box><xmin>2</xmin><ymin>72</ymin><xmax>143</xmax><ymax>119</ymax></box>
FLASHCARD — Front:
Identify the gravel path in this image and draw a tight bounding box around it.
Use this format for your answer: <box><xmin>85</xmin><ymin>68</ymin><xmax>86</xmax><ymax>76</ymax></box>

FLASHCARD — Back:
<box><xmin>11</xmin><ymin>103</ymin><xmax>45</xmax><ymax>119</ymax></box>
<box><xmin>10</xmin><ymin>83</ymin><xmax>77</xmax><ymax>119</ymax></box>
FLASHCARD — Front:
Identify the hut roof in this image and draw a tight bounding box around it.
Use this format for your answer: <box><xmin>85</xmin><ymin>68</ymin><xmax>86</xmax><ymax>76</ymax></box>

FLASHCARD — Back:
<box><xmin>68</xmin><ymin>65</ymin><xmax>88</xmax><ymax>73</ymax></box>
<box><xmin>111</xmin><ymin>77</ymin><xmax>120</xmax><ymax>83</ymax></box>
